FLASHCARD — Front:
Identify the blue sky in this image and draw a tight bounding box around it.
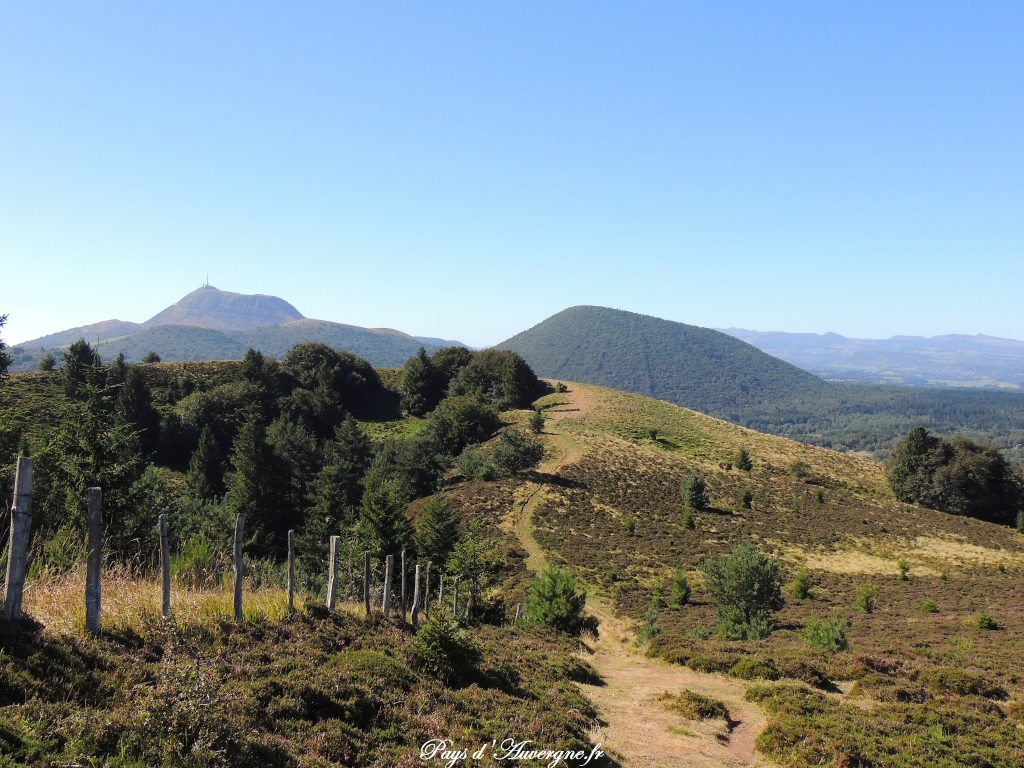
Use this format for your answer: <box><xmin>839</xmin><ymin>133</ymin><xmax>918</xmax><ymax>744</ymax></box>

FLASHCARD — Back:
<box><xmin>2</xmin><ymin>2</ymin><xmax>1022</xmax><ymax>347</ymax></box>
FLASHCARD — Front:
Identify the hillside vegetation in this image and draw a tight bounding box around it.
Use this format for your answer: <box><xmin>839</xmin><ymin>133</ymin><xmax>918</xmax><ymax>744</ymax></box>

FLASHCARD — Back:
<box><xmin>498</xmin><ymin>306</ymin><xmax>1024</xmax><ymax>459</ymax></box>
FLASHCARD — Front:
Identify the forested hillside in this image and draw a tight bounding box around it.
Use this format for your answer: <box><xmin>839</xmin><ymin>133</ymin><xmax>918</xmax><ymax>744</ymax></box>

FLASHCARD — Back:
<box><xmin>499</xmin><ymin>306</ymin><xmax>1024</xmax><ymax>459</ymax></box>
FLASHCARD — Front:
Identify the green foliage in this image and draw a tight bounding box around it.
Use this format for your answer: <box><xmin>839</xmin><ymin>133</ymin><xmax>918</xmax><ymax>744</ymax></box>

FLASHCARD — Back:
<box><xmin>448</xmin><ymin>349</ymin><xmax>540</xmax><ymax>409</ymax></box>
<box><xmin>222</xmin><ymin>417</ymin><xmax>286</xmax><ymax>556</ymax></box>
<box><xmin>0</xmin><ymin>313</ymin><xmax>9</xmax><ymax>378</ymax></box>
<box><xmin>410</xmin><ymin>612</ymin><xmax>481</xmax><ymax>686</ymax></box>
<box><xmin>789</xmin><ymin>460</ymin><xmax>811</xmax><ymax>480</ymax></box>
<box><xmin>417</xmin><ymin>496</ymin><xmax>459</xmax><ymax>566</ymax></box>
<box><xmin>729</xmin><ymin>657</ymin><xmax>781</xmax><ymax>681</ymax></box>
<box><xmin>854</xmin><ymin>584</ymin><xmax>876</xmax><ymax>613</ymax></box>
<box><xmin>310</xmin><ymin>415</ymin><xmax>372</xmax><ymax>521</ymax></box>
<box><xmin>526</xmin><ymin>566</ymin><xmax>588</xmax><ymax>635</ymax></box>
<box><xmin>898</xmin><ymin>559</ymin><xmax>911</xmax><ymax>580</ymax></box>
<box><xmin>739</xmin><ymin>488</ymin><xmax>753</xmax><ymax>509</ymax></box>
<box><xmin>61</xmin><ymin>339</ymin><xmax>102</xmax><ymax>398</ymax></box>
<box><xmin>38</xmin><ymin>352</ymin><xmax>56</xmax><ymax>372</ymax></box>
<box><xmin>186</xmin><ymin>425</ymin><xmax>226</xmax><ymax>500</ymax></box>
<box><xmin>529</xmin><ymin>409</ymin><xmax>545</xmax><ymax>434</ymax></box>
<box><xmin>975</xmin><ymin>612</ymin><xmax>998</xmax><ymax>630</ymax></box>
<box><xmin>805</xmin><ymin>612</ymin><xmax>850</xmax><ymax>652</ymax></box>
<box><xmin>887</xmin><ymin>426</ymin><xmax>1022</xmax><ymax>526</ymax></box>
<box><xmin>491</xmin><ymin>429</ymin><xmax>544</xmax><ymax>476</ymax></box>
<box><xmin>666</xmin><ymin>568</ymin><xmax>691</xmax><ymax>608</ymax></box>
<box><xmin>734</xmin><ymin>447</ymin><xmax>753</xmax><ymax>471</ymax></box>
<box><xmin>680</xmin><ymin>474</ymin><xmax>709</xmax><ymax>510</ymax></box>
<box><xmin>624</xmin><ymin>515</ymin><xmax>636</xmax><ymax>535</ymax></box>
<box><xmin>281</xmin><ymin>341</ymin><xmax>383</xmax><ymax>412</ymax></box>
<box><xmin>399</xmin><ymin>347</ymin><xmax>444</xmax><ymax>416</ymax></box>
<box><xmin>920</xmin><ymin>599</ymin><xmax>938</xmax><ymax>613</ymax></box>
<box><xmin>171</xmin><ymin>534</ymin><xmax>227</xmax><ymax>588</ymax></box>
<box><xmin>456</xmin><ymin>447</ymin><xmax>496</xmax><ymax>481</ymax></box>
<box><xmin>117</xmin><ymin>366</ymin><xmax>160</xmax><ymax>454</ymax></box>
<box><xmin>430</xmin><ymin>345</ymin><xmax>475</xmax><ymax>386</ymax></box>
<box><xmin>142</xmin><ymin>350</ymin><xmax>161</xmax><ymax>363</ymax></box>
<box><xmin>788</xmin><ymin>568</ymin><xmax>813</xmax><ymax>600</ymax></box>
<box><xmin>446</xmin><ymin>521</ymin><xmax>501</xmax><ymax>620</ymax></box>
<box><xmin>701</xmin><ymin>542</ymin><xmax>784</xmax><ymax>640</ymax></box>
<box><xmin>426</xmin><ymin>395</ymin><xmax>501</xmax><ymax>456</ymax></box>
<box><xmin>359</xmin><ymin>474</ymin><xmax>414</xmax><ymax>560</ymax></box>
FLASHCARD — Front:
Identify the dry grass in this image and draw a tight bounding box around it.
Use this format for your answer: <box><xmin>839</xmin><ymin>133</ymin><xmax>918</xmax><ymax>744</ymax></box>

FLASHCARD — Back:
<box><xmin>19</xmin><ymin>565</ymin><xmax>329</xmax><ymax>634</ymax></box>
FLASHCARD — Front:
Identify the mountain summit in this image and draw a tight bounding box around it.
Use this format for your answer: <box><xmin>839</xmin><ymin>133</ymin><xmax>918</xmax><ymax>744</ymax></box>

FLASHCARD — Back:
<box><xmin>143</xmin><ymin>285</ymin><xmax>304</xmax><ymax>331</ymax></box>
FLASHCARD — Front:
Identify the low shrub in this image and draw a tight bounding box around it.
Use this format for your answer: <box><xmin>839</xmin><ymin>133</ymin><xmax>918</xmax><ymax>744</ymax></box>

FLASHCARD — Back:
<box><xmin>805</xmin><ymin>613</ymin><xmax>850</xmax><ymax>653</ymax></box>
<box><xmin>410</xmin><ymin>612</ymin><xmax>481</xmax><ymax>687</ymax></box>
<box><xmin>659</xmin><ymin>690</ymin><xmax>729</xmax><ymax>720</ymax></box>
<box><xmin>730</xmin><ymin>657</ymin><xmax>780</xmax><ymax>681</ymax></box>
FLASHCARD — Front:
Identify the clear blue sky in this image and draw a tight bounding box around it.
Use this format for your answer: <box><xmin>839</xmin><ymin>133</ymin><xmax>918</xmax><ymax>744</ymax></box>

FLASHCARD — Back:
<box><xmin>2</xmin><ymin>2</ymin><xmax>1022</xmax><ymax>347</ymax></box>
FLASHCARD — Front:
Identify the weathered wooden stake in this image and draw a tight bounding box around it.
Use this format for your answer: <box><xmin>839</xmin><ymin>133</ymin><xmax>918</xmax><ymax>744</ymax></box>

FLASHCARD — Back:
<box><xmin>233</xmin><ymin>513</ymin><xmax>245</xmax><ymax>623</ymax></box>
<box><xmin>363</xmin><ymin>550</ymin><xmax>371</xmax><ymax>618</ymax></box>
<box><xmin>400</xmin><ymin>550</ymin><xmax>408</xmax><ymax>623</ymax></box>
<box><xmin>382</xmin><ymin>554</ymin><xmax>394</xmax><ymax>618</ymax></box>
<box><xmin>2</xmin><ymin>457</ymin><xmax>33</xmax><ymax>621</ymax></box>
<box><xmin>424</xmin><ymin>560</ymin><xmax>432</xmax><ymax>615</ymax></box>
<box><xmin>286</xmin><ymin>529</ymin><xmax>295</xmax><ymax>613</ymax></box>
<box><xmin>452</xmin><ymin>576</ymin><xmax>460</xmax><ymax>619</ymax></box>
<box><xmin>437</xmin><ymin>574</ymin><xmax>445</xmax><ymax>609</ymax></box>
<box><xmin>85</xmin><ymin>488</ymin><xmax>103</xmax><ymax>635</ymax></box>
<box><xmin>514</xmin><ymin>603</ymin><xmax>521</xmax><ymax>624</ymax></box>
<box><xmin>326</xmin><ymin>535</ymin><xmax>340</xmax><ymax>611</ymax></box>
<box><xmin>411</xmin><ymin>564</ymin><xmax>422</xmax><ymax>626</ymax></box>
<box><xmin>159</xmin><ymin>513</ymin><xmax>170</xmax><ymax>619</ymax></box>
<box><xmin>466</xmin><ymin>583</ymin><xmax>474</xmax><ymax>621</ymax></box>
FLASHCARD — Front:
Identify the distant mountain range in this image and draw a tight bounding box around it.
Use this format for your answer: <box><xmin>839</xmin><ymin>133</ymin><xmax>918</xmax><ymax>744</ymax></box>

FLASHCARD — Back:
<box><xmin>722</xmin><ymin>329</ymin><xmax>1024</xmax><ymax>390</ymax></box>
<box><xmin>8</xmin><ymin>286</ymin><xmax>464</xmax><ymax>370</ymax></box>
<box><xmin>498</xmin><ymin>306</ymin><xmax>1024</xmax><ymax>457</ymax></box>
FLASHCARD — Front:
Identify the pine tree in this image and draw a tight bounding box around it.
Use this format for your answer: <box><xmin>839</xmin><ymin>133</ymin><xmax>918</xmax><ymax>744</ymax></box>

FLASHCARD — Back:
<box><xmin>311</xmin><ymin>415</ymin><xmax>373</xmax><ymax>521</ymax></box>
<box><xmin>417</xmin><ymin>496</ymin><xmax>459</xmax><ymax>565</ymax></box>
<box><xmin>117</xmin><ymin>366</ymin><xmax>160</xmax><ymax>454</ymax></box>
<box><xmin>526</xmin><ymin>565</ymin><xmax>587</xmax><ymax>634</ymax></box>
<box><xmin>734</xmin><ymin>447</ymin><xmax>753</xmax><ymax>472</ymax></box>
<box><xmin>400</xmin><ymin>347</ymin><xmax>443</xmax><ymax>416</ymax></box>
<box><xmin>223</xmin><ymin>418</ymin><xmax>284</xmax><ymax>555</ymax></box>
<box><xmin>62</xmin><ymin>339</ymin><xmax>102</xmax><ymax>398</ymax></box>
<box><xmin>359</xmin><ymin>474</ymin><xmax>414</xmax><ymax>559</ymax></box>
<box><xmin>186</xmin><ymin>425</ymin><xmax>226</xmax><ymax>500</ymax></box>
<box><xmin>680</xmin><ymin>474</ymin><xmax>709</xmax><ymax>511</ymax></box>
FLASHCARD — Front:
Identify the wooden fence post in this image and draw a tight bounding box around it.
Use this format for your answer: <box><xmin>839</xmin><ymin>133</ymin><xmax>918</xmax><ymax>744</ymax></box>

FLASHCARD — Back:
<box><xmin>287</xmin><ymin>529</ymin><xmax>295</xmax><ymax>614</ymax></box>
<box><xmin>85</xmin><ymin>488</ymin><xmax>102</xmax><ymax>635</ymax></box>
<box><xmin>452</xmin><ymin>576</ymin><xmax>460</xmax><ymax>619</ymax></box>
<box><xmin>411</xmin><ymin>564</ymin><xmax>422</xmax><ymax>626</ymax></box>
<box><xmin>382</xmin><ymin>554</ymin><xmax>394</xmax><ymax>618</ymax></box>
<box><xmin>233</xmin><ymin>513</ymin><xmax>245</xmax><ymax>623</ymax></box>
<box><xmin>159</xmin><ymin>514</ymin><xmax>170</xmax><ymax>619</ymax></box>
<box><xmin>514</xmin><ymin>603</ymin><xmax>521</xmax><ymax>624</ymax></box>
<box><xmin>424</xmin><ymin>561</ymin><xmax>432</xmax><ymax>616</ymax></box>
<box><xmin>437</xmin><ymin>574</ymin><xmax>445</xmax><ymax>610</ymax></box>
<box><xmin>2</xmin><ymin>457</ymin><xmax>33</xmax><ymax>621</ymax></box>
<box><xmin>363</xmin><ymin>550</ymin><xmax>371</xmax><ymax>618</ymax></box>
<box><xmin>400</xmin><ymin>550</ymin><xmax>407</xmax><ymax>623</ymax></box>
<box><xmin>326</xmin><ymin>535</ymin><xmax>340</xmax><ymax>611</ymax></box>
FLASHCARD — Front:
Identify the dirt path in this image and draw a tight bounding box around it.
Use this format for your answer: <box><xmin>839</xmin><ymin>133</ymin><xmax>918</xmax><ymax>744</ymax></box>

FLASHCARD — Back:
<box><xmin>511</xmin><ymin>384</ymin><xmax>771</xmax><ymax>768</ymax></box>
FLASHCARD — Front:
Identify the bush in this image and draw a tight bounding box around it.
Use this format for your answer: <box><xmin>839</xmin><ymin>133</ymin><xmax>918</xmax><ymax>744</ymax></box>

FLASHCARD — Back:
<box><xmin>702</xmin><ymin>542</ymin><xmax>784</xmax><ymax>640</ymax></box>
<box><xmin>976</xmin><ymin>612</ymin><xmax>998</xmax><ymax>630</ymax></box>
<box><xmin>920</xmin><ymin>599</ymin><xmax>938</xmax><ymax>614</ymax></box>
<box><xmin>410</xmin><ymin>612</ymin><xmax>481</xmax><ymax>687</ymax></box>
<box><xmin>528</xmin><ymin>410</ymin><xmax>545</xmax><ymax>434</ymax></box>
<box><xmin>897</xmin><ymin>559</ymin><xmax>911</xmax><ymax>581</ymax></box>
<box><xmin>526</xmin><ymin>566</ymin><xmax>588</xmax><ymax>635</ymax></box>
<box><xmin>659</xmin><ymin>690</ymin><xmax>729</xmax><ymax>720</ymax></box>
<box><xmin>680</xmin><ymin>474</ymin><xmax>709</xmax><ymax>511</ymax></box>
<box><xmin>456</xmin><ymin>447</ymin><xmax>496</xmax><ymax>481</ymax></box>
<box><xmin>788</xmin><ymin>569</ymin><xmax>813</xmax><ymax>600</ymax></box>
<box><xmin>624</xmin><ymin>515</ymin><xmax>636</xmax><ymax>536</ymax></box>
<box><xmin>667</xmin><ymin>569</ymin><xmax>691</xmax><ymax>609</ymax></box>
<box><xmin>172</xmin><ymin>535</ymin><xmax>226</xmax><ymax>588</ymax></box>
<box><xmin>492</xmin><ymin>429</ymin><xmax>544</xmax><ymax>476</ymax></box>
<box><xmin>854</xmin><ymin>585</ymin><xmax>876</xmax><ymax>613</ymax></box>
<box><xmin>739</xmin><ymin>488</ymin><xmax>753</xmax><ymax>509</ymax></box>
<box><xmin>805</xmin><ymin>613</ymin><xmax>850</xmax><ymax>652</ymax></box>
<box><xmin>730</xmin><ymin>657</ymin><xmax>780</xmax><ymax>681</ymax></box>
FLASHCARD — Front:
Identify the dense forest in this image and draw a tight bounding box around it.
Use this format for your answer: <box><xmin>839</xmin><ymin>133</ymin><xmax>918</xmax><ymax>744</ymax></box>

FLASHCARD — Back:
<box><xmin>0</xmin><ymin>331</ymin><xmax>546</xmax><ymax>605</ymax></box>
<box><xmin>498</xmin><ymin>305</ymin><xmax>1024</xmax><ymax>460</ymax></box>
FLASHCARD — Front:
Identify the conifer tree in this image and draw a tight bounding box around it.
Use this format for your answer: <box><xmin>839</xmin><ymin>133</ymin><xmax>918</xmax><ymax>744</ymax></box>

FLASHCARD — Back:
<box><xmin>223</xmin><ymin>418</ymin><xmax>284</xmax><ymax>555</ymax></box>
<box><xmin>359</xmin><ymin>474</ymin><xmax>414</xmax><ymax>558</ymax></box>
<box><xmin>311</xmin><ymin>415</ymin><xmax>373</xmax><ymax>520</ymax></box>
<box><xmin>400</xmin><ymin>347</ymin><xmax>443</xmax><ymax>416</ymax></box>
<box><xmin>417</xmin><ymin>495</ymin><xmax>459</xmax><ymax>566</ymax></box>
<box><xmin>186</xmin><ymin>425</ymin><xmax>226</xmax><ymax>500</ymax></box>
<box><xmin>62</xmin><ymin>339</ymin><xmax>102</xmax><ymax>398</ymax></box>
<box><xmin>118</xmin><ymin>366</ymin><xmax>160</xmax><ymax>454</ymax></box>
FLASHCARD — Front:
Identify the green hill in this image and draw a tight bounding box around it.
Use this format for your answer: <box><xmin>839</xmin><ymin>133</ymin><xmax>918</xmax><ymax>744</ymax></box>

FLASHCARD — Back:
<box><xmin>498</xmin><ymin>306</ymin><xmax>1024</xmax><ymax>457</ymax></box>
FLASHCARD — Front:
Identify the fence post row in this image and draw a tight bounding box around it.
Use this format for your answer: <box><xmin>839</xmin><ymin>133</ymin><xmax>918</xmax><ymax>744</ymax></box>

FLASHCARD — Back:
<box><xmin>233</xmin><ymin>513</ymin><xmax>245</xmax><ymax>623</ymax></box>
<box><xmin>85</xmin><ymin>487</ymin><xmax>103</xmax><ymax>635</ymax></box>
<box><xmin>424</xmin><ymin>561</ymin><xmax>432</xmax><ymax>616</ymax></box>
<box><xmin>2</xmin><ymin>457</ymin><xmax>33</xmax><ymax>621</ymax></box>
